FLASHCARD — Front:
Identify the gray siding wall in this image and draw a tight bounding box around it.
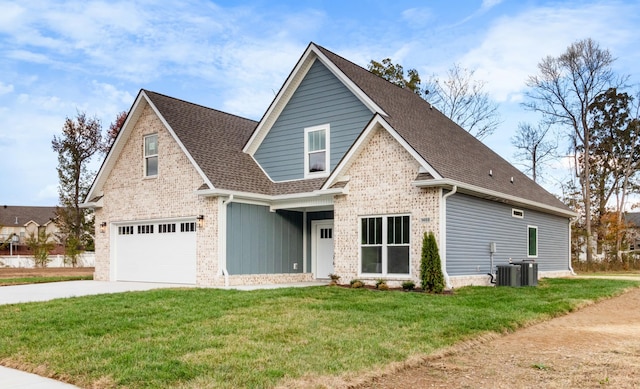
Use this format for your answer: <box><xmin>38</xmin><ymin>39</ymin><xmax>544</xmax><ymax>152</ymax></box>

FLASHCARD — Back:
<box><xmin>254</xmin><ymin>59</ymin><xmax>373</xmax><ymax>181</ymax></box>
<box><xmin>446</xmin><ymin>193</ymin><xmax>570</xmax><ymax>276</ymax></box>
<box><xmin>227</xmin><ymin>203</ymin><xmax>303</xmax><ymax>275</ymax></box>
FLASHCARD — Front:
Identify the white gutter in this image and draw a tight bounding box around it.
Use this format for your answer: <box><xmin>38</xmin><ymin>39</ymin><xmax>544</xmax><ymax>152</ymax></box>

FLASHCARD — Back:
<box><xmin>568</xmin><ymin>218</ymin><xmax>576</xmax><ymax>275</ymax></box>
<box><xmin>440</xmin><ymin>186</ymin><xmax>457</xmax><ymax>289</ymax></box>
<box><xmin>218</xmin><ymin>194</ymin><xmax>234</xmax><ymax>287</ymax></box>
<box><xmin>414</xmin><ymin>178</ymin><xmax>577</xmax><ymax>218</ymax></box>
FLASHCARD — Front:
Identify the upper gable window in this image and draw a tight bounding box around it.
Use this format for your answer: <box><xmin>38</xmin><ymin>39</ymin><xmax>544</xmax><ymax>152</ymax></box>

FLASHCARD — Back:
<box><xmin>144</xmin><ymin>134</ymin><xmax>158</xmax><ymax>177</ymax></box>
<box><xmin>304</xmin><ymin>124</ymin><xmax>330</xmax><ymax>178</ymax></box>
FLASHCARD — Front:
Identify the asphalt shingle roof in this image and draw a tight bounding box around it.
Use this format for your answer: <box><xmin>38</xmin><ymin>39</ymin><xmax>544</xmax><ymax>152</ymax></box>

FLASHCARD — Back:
<box><xmin>624</xmin><ymin>212</ymin><xmax>640</xmax><ymax>228</ymax></box>
<box><xmin>0</xmin><ymin>205</ymin><xmax>57</xmax><ymax>227</ymax></box>
<box><xmin>143</xmin><ymin>43</ymin><xmax>570</xmax><ymax>212</ymax></box>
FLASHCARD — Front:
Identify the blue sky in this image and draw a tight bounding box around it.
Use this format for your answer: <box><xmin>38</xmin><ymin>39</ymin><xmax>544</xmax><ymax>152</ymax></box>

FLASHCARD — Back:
<box><xmin>1</xmin><ymin>0</ymin><xmax>639</xmax><ymax>206</ymax></box>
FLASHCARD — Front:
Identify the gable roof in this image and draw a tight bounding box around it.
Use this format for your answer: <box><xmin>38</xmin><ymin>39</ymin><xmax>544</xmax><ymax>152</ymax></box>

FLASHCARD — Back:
<box><xmin>0</xmin><ymin>205</ymin><xmax>57</xmax><ymax>227</ymax></box>
<box><xmin>313</xmin><ymin>44</ymin><xmax>572</xmax><ymax>214</ymax></box>
<box><xmin>624</xmin><ymin>212</ymin><xmax>640</xmax><ymax>228</ymax></box>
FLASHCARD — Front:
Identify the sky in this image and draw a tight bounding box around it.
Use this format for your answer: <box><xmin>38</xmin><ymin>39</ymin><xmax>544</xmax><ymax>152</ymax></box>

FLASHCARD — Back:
<box><xmin>1</xmin><ymin>0</ymin><xmax>639</xmax><ymax>207</ymax></box>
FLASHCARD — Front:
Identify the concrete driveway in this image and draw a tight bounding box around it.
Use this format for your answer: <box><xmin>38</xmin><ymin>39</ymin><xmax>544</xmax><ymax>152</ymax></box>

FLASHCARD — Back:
<box><xmin>0</xmin><ymin>280</ymin><xmax>187</xmax><ymax>305</ymax></box>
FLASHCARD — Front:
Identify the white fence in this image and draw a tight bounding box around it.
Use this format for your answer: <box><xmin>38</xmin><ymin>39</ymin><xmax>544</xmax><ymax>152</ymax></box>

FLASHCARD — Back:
<box><xmin>0</xmin><ymin>252</ymin><xmax>95</xmax><ymax>268</ymax></box>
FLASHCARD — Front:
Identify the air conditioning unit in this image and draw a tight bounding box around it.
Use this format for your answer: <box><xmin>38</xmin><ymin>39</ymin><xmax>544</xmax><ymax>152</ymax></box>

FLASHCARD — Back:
<box><xmin>496</xmin><ymin>264</ymin><xmax>521</xmax><ymax>287</ymax></box>
<box><xmin>511</xmin><ymin>261</ymin><xmax>538</xmax><ymax>286</ymax></box>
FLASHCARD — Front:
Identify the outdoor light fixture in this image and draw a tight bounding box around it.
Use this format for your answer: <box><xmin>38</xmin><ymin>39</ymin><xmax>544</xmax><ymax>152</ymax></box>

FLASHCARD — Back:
<box><xmin>197</xmin><ymin>215</ymin><xmax>204</xmax><ymax>228</ymax></box>
<box><xmin>100</xmin><ymin>222</ymin><xmax>107</xmax><ymax>233</ymax></box>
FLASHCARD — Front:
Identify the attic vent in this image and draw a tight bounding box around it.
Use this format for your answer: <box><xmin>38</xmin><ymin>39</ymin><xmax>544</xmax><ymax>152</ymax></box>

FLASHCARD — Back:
<box><xmin>512</xmin><ymin>209</ymin><xmax>524</xmax><ymax>219</ymax></box>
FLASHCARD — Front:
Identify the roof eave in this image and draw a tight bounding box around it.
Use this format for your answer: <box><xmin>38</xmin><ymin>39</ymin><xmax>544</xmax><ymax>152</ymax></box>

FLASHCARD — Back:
<box><xmin>413</xmin><ymin>179</ymin><xmax>577</xmax><ymax>218</ymax></box>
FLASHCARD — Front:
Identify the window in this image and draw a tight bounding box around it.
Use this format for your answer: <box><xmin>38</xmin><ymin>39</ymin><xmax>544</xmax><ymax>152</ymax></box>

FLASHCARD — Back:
<box><xmin>361</xmin><ymin>215</ymin><xmax>410</xmax><ymax>275</ymax></box>
<box><xmin>118</xmin><ymin>226</ymin><xmax>134</xmax><ymax>235</ymax></box>
<box><xmin>527</xmin><ymin>226</ymin><xmax>538</xmax><ymax>257</ymax></box>
<box><xmin>512</xmin><ymin>209</ymin><xmax>524</xmax><ymax>218</ymax></box>
<box><xmin>304</xmin><ymin>124</ymin><xmax>330</xmax><ymax>177</ymax></box>
<box><xmin>158</xmin><ymin>223</ymin><xmax>176</xmax><ymax>233</ymax></box>
<box><xmin>144</xmin><ymin>134</ymin><xmax>158</xmax><ymax>177</ymax></box>
<box><xmin>137</xmin><ymin>224</ymin><xmax>154</xmax><ymax>234</ymax></box>
<box><xmin>181</xmin><ymin>222</ymin><xmax>196</xmax><ymax>232</ymax></box>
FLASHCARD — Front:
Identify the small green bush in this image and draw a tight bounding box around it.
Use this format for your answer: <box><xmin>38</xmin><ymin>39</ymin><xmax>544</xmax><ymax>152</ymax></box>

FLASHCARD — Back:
<box><xmin>375</xmin><ymin>279</ymin><xmax>389</xmax><ymax>290</ymax></box>
<box><xmin>401</xmin><ymin>280</ymin><xmax>415</xmax><ymax>291</ymax></box>
<box><xmin>420</xmin><ymin>231</ymin><xmax>445</xmax><ymax>293</ymax></box>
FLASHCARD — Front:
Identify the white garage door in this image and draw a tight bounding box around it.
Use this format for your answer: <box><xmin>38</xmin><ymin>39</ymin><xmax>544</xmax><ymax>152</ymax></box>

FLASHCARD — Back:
<box><xmin>114</xmin><ymin>219</ymin><xmax>197</xmax><ymax>284</ymax></box>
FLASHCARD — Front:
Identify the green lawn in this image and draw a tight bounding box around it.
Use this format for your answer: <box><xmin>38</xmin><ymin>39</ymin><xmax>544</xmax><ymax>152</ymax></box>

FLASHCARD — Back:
<box><xmin>0</xmin><ymin>278</ymin><xmax>637</xmax><ymax>388</ymax></box>
<box><xmin>0</xmin><ymin>275</ymin><xmax>93</xmax><ymax>286</ymax></box>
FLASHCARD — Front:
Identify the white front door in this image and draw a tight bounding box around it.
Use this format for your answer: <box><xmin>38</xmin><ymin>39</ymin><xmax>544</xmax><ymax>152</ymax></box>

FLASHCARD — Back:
<box><xmin>312</xmin><ymin>221</ymin><xmax>334</xmax><ymax>279</ymax></box>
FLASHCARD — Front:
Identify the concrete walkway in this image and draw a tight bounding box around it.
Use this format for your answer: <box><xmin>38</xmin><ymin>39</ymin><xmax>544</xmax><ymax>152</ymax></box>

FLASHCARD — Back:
<box><xmin>0</xmin><ymin>280</ymin><xmax>327</xmax><ymax>387</ymax></box>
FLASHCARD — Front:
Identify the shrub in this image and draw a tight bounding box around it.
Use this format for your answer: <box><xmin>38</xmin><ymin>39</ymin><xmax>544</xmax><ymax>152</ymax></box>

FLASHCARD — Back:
<box><xmin>350</xmin><ymin>279</ymin><xmax>364</xmax><ymax>289</ymax></box>
<box><xmin>328</xmin><ymin>273</ymin><xmax>341</xmax><ymax>286</ymax></box>
<box><xmin>375</xmin><ymin>279</ymin><xmax>388</xmax><ymax>290</ymax></box>
<box><xmin>401</xmin><ymin>280</ymin><xmax>415</xmax><ymax>291</ymax></box>
<box><xmin>420</xmin><ymin>231</ymin><xmax>445</xmax><ymax>293</ymax></box>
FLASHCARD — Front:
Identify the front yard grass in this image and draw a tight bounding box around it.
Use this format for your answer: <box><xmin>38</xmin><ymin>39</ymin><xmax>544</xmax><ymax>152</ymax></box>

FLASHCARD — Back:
<box><xmin>0</xmin><ymin>275</ymin><xmax>93</xmax><ymax>286</ymax></box>
<box><xmin>0</xmin><ymin>278</ymin><xmax>637</xmax><ymax>388</ymax></box>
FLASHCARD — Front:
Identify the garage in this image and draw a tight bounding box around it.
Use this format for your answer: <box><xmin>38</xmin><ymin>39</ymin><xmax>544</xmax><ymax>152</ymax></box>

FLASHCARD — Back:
<box><xmin>114</xmin><ymin>219</ymin><xmax>197</xmax><ymax>284</ymax></box>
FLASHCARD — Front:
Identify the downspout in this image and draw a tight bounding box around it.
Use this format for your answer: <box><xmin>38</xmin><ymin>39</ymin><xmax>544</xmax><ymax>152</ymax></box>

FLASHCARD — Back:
<box><xmin>218</xmin><ymin>194</ymin><xmax>234</xmax><ymax>287</ymax></box>
<box><xmin>441</xmin><ymin>185</ymin><xmax>457</xmax><ymax>289</ymax></box>
<box><xmin>568</xmin><ymin>218</ymin><xmax>576</xmax><ymax>275</ymax></box>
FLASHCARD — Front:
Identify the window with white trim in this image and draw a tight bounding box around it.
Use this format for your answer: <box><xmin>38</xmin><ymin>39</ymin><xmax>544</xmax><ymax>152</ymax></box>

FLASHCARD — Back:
<box><xmin>527</xmin><ymin>225</ymin><xmax>538</xmax><ymax>258</ymax></box>
<box><xmin>304</xmin><ymin>124</ymin><xmax>330</xmax><ymax>177</ymax></box>
<box><xmin>360</xmin><ymin>215</ymin><xmax>410</xmax><ymax>275</ymax></box>
<box><xmin>144</xmin><ymin>134</ymin><xmax>158</xmax><ymax>177</ymax></box>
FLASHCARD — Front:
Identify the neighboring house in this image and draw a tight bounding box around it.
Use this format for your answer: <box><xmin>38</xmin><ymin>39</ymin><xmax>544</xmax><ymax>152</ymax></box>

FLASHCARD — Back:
<box><xmin>623</xmin><ymin>212</ymin><xmax>640</xmax><ymax>252</ymax></box>
<box><xmin>0</xmin><ymin>205</ymin><xmax>60</xmax><ymax>253</ymax></box>
<box><xmin>83</xmin><ymin>43</ymin><xmax>576</xmax><ymax>288</ymax></box>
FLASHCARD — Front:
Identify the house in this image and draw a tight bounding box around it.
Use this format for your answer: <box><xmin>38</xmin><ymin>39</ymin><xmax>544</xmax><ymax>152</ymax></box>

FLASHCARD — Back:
<box><xmin>83</xmin><ymin>43</ymin><xmax>576</xmax><ymax>288</ymax></box>
<box><xmin>623</xmin><ymin>212</ymin><xmax>640</xmax><ymax>252</ymax></box>
<box><xmin>0</xmin><ymin>205</ymin><xmax>60</xmax><ymax>254</ymax></box>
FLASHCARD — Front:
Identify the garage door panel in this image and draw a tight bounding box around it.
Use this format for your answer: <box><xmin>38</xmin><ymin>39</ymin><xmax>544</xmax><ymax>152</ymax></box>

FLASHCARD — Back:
<box><xmin>115</xmin><ymin>220</ymin><xmax>197</xmax><ymax>284</ymax></box>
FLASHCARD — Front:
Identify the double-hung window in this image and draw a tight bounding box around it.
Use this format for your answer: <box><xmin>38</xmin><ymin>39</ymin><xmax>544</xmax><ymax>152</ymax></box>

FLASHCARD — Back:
<box><xmin>304</xmin><ymin>124</ymin><xmax>330</xmax><ymax>177</ymax></box>
<box><xmin>527</xmin><ymin>225</ymin><xmax>538</xmax><ymax>258</ymax></box>
<box><xmin>361</xmin><ymin>215</ymin><xmax>410</xmax><ymax>275</ymax></box>
<box><xmin>144</xmin><ymin>134</ymin><xmax>158</xmax><ymax>177</ymax></box>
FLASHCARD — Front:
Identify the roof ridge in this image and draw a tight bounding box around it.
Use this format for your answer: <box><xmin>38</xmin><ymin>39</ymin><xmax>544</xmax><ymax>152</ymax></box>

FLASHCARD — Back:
<box><xmin>143</xmin><ymin>89</ymin><xmax>258</xmax><ymax>124</ymax></box>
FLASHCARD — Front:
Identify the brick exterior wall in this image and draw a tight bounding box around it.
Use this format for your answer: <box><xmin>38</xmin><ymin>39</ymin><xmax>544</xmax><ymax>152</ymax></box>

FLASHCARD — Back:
<box><xmin>93</xmin><ymin>103</ymin><xmax>219</xmax><ymax>285</ymax></box>
<box><xmin>333</xmin><ymin>127</ymin><xmax>440</xmax><ymax>286</ymax></box>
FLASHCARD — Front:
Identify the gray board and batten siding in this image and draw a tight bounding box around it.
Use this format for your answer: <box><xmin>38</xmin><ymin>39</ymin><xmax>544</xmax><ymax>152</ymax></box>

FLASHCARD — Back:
<box><xmin>445</xmin><ymin>193</ymin><xmax>570</xmax><ymax>276</ymax></box>
<box><xmin>254</xmin><ymin>59</ymin><xmax>373</xmax><ymax>181</ymax></box>
<box><xmin>226</xmin><ymin>202</ymin><xmax>303</xmax><ymax>275</ymax></box>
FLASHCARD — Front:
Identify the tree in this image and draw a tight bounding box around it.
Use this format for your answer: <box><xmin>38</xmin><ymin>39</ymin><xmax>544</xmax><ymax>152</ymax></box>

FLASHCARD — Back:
<box><xmin>51</xmin><ymin>111</ymin><xmax>104</xmax><ymax>265</ymax></box>
<box><xmin>368</xmin><ymin>58</ymin><xmax>423</xmax><ymax>95</ymax></box>
<box><xmin>25</xmin><ymin>230</ymin><xmax>55</xmax><ymax>268</ymax></box>
<box><xmin>102</xmin><ymin>111</ymin><xmax>127</xmax><ymax>152</ymax></box>
<box><xmin>589</xmin><ymin>88</ymin><xmax>640</xmax><ymax>257</ymax></box>
<box><xmin>420</xmin><ymin>231</ymin><xmax>445</xmax><ymax>293</ymax></box>
<box><xmin>511</xmin><ymin>122</ymin><xmax>557</xmax><ymax>182</ymax></box>
<box><xmin>524</xmin><ymin>38</ymin><xmax>624</xmax><ymax>264</ymax></box>
<box><xmin>425</xmin><ymin>64</ymin><xmax>501</xmax><ymax>140</ymax></box>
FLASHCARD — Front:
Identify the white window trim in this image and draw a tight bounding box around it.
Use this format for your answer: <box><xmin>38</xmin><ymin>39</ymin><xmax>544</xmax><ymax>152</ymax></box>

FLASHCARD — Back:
<box><xmin>512</xmin><ymin>208</ymin><xmax>524</xmax><ymax>219</ymax></box>
<box><xmin>359</xmin><ymin>214</ymin><xmax>411</xmax><ymax>277</ymax></box>
<box><xmin>144</xmin><ymin>133</ymin><xmax>158</xmax><ymax>178</ymax></box>
<box><xmin>304</xmin><ymin>124</ymin><xmax>330</xmax><ymax>179</ymax></box>
<box><xmin>527</xmin><ymin>225</ymin><xmax>538</xmax><ymax>258</ymax></box>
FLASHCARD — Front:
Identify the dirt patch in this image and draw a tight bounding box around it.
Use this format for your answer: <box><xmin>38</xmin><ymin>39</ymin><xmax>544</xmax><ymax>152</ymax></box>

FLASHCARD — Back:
<box><xmin>0</xmin><ymin>267</ymin><xmax>94</xmax><ymax>278</ymax></box>
<box><xmin>360</xmin><ymin>286</ymin><xmax>640</xmax><ymax>389</ymax></box>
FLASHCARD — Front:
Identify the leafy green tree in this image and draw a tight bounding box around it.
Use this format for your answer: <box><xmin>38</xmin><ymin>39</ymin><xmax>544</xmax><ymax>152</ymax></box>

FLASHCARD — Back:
<box><xmin>420</xmin><ymin>231</ymin><xmax>445</xmax><ymax>293</ymax></box>
<box><xmin>524</xmin><ymin>38</ymin><xmax>625</xmax><ymax>264</ymax></box>
<box><xmin>51</xmin><ymin>112</ymin><xmax>104</xmax><ymax>264</ymax></box>
<box><xmin>25</xmin><ymin>230</ymin><xmax>55</xmax><ymax>268</ymax></box>
<box><xmin>368</xmin><ymin>58</ymin><xmax>423</xmax><ymax>95</ymax></box>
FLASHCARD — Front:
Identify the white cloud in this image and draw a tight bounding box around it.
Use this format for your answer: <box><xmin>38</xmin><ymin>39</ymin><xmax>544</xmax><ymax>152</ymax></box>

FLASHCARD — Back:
<box><xmin>0</xmin><ymin>82</ymin><xmax>13</xmax><ymax>94</ymax></box>
<box><xmin>401</xmin><ymin>7</ymin><xmax>434</xmax><ymax>28</ymax></box>
<box><xmin>459</xmin><ymin>2</ymin><xmax>640</xmax><ymax>102</ymax></box>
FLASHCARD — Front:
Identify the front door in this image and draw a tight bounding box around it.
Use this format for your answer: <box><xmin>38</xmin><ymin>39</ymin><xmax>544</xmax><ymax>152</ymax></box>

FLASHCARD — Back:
<box><xmin>312</xmin><ymin>221</ymin><xmax>334</xmax><ymax>279</ymax></box>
